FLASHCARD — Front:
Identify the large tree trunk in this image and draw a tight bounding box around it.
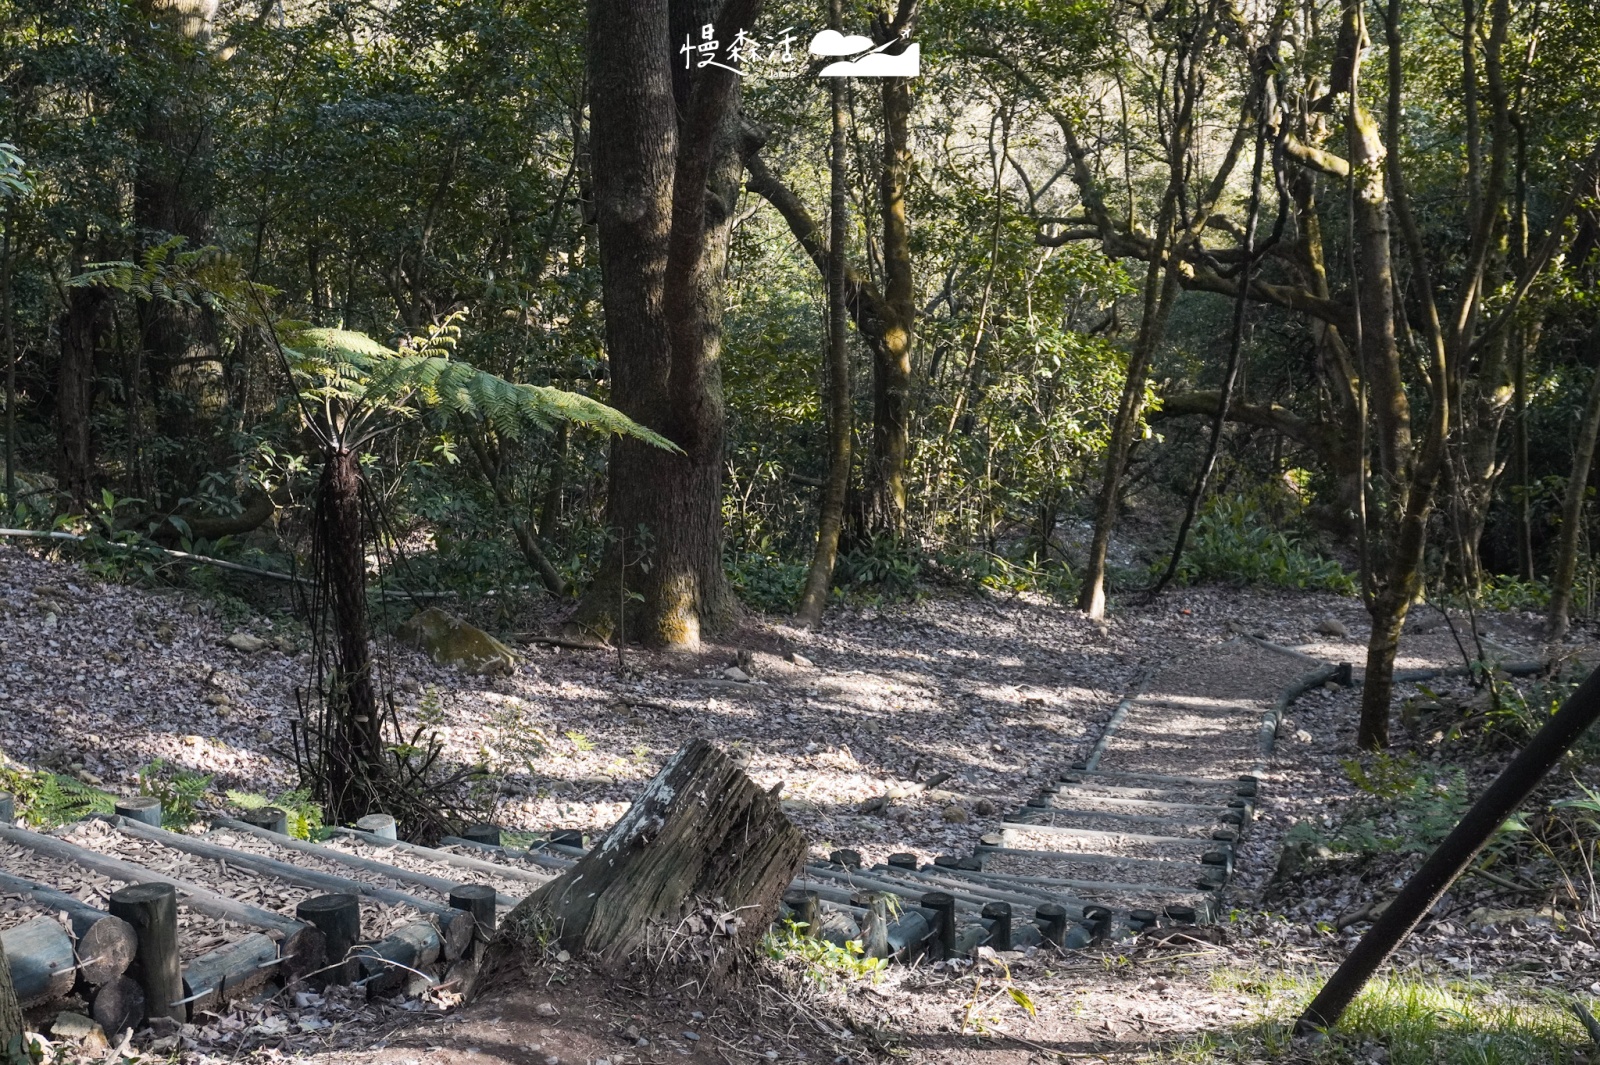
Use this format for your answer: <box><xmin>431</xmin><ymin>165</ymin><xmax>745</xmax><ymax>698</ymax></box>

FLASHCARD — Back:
<box><xmin>55</xmin><ymin>286</ymin><xmax>106</xmax><ymax>505</ymax></box>
<box><xmin>570</xmin><ymin>0</ymin><xmax>756</xmax><ymax>649</ymax></box>
<box><xmin>796</xmin><ymin>11</ymin><xmax>853</xmax><ymax>629</ymax></box>
<box><xmin>482</xmin><ymin>740</ymin><xmax>804</xmax><ymax>982</ymax></box>
<box><xmin>135</xmin><ymin>0</ymin><xmax>224</xmax><ymax>476</ymax></box>
<box><xmin>1546</xmin><ymin>330</ymin><xmax>1600</xmax><ymax>642</ymax></box>
<box><xmin>316</xmin><ymin>447</ymin><xmax>381</xmax><ymax>824</ymax></box>
<box><xmin>862</xmin><ymin>8</ymin><xmax>917</xmax><ymax>541</ymax></box>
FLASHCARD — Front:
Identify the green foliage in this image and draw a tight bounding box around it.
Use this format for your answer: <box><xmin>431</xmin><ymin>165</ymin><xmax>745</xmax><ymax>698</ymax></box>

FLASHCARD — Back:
<box><xmin>835</xmin><ymin>537</ymin><xmax>925</xmax><ymax>599</ymax></box>
<box><xmin>763</xmin><ymin>918</ymin><xmax>888</xmax><ymax>985</ymax></box>
<box><xmin>1174</xmin><ymin>967</ymin><xmax>1589</xmax><ymax>1065</ymax></box>
<box><xmin>226</xmin><ymin>787</ymin><xmax>325</xmax><ymax>840</ymax></box>
<box><xmin>1168</xmin><ymin>495</ymin><xmax>1358</xmax><ymax>595</ymax></box>
<box><xmin>0</xmin><ymin>142</ymin><xmax>30</xmax><ymax>199</ymax></box>
<box><xmin>138</xmin><ymin>760</ymin><xmax>215</xmax><ymax>828</ymax></box>
<box><xmin>1329</xmin><ymin>753</ymin><xmax>1523</xmax><ymax>860</ymax></box>
<box><xmin>278</xmin><ymin>315</ymin><xmax>677</xmax><ymax>452</ymax></box>
<box><xmin>0</xmin><ymin>761</ymin><xmax>114</xmax><ymax>829</ymax></box>
<box><xmin>728</xmin><ymin>550</ymin><xmax>808</xmax><ymax>613</ymax></box>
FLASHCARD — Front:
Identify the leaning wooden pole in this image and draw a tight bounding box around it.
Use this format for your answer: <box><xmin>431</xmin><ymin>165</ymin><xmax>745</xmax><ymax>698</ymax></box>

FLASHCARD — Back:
<box><xmin>1297</xmin><ymin>663</ymin><xmax>1600</xmax><ymax>1032</ymax></box>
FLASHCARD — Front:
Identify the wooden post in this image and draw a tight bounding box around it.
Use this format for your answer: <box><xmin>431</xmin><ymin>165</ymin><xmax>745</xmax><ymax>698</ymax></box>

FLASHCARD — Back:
<box><xmin>828</xmin><ymin>848</ymin><xmax>862</xmax><ymax>868</ymax></box>
<box><xmin>448</xmin><ymin>885</ymin><xmax>497</xmax><ymax>942</ymax></box>
<box><xmin>887</xmin><ymin>852</ymin><xmax>918</xmax><ymax>870</ymax></box>
<box><xmin>115</xmin><ymin>797</ymin><xmax>162</xmax><ymax>827</ymax></box>
<box><xmin>89</xmin><ymin>975</ymin><xmax>144</xmax><ymax>1036</ymax></box>
<box><xmin>355</xmin><ymin>813</ymin><xmax>397</xmax><ymax>841</ymax></box>
<box><xmin>1036</xmin><ymin>902</ymin><xmax>1068</xmax><ymax>947</ymax></box>
<box><xmin>241</xmin><ymin>807</ymin><xmax>289</xmax><ymax>834</ymax></box>
<box><xmin>858</xmin><ymin>893</ymin><xmax>889</xmax><ymax>959</ymax></box>
<box><xmin>0</xmin><ymin>791</ymin><xmax>13</xmax><ymax>822</ymax></box>
<box><xmin>1</xmin><ymin>916</ymin><xmax>74</xmax><ymax>1006</ymax></box>
<box><xmin>920</xmin><ymin>891</ymin><xmax>956</xmax><ymax>958</ymax></box>
<box><xmin>981</xmin><ymin>901</ymin><xmax>1013</xmax><ymax>951</ymax></box>
<box><xmin>461</xmin><ymin>824</ymin><xmax>501</xmax><ymax>846</ymax></box>
<box><xmin>782</xmin><ymin>889</ymin><xmax>820</xmax><ymax>937</ymax></box>
<box><xmin>109</xmin><ymin>883</ymin><xmax>183</xmax><ymax>1023</ymax></box>
<box><xmin>296</xmin><ymin>894</ymin><xmax>361</xmax><ymax>985</ymax></box>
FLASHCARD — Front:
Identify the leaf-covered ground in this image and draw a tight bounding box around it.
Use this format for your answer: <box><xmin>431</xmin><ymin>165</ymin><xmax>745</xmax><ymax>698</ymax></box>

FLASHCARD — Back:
<box><xmin>4</xmin><ymin>542</ymin><xmax>1599</xmax><ymax>1064</ymax></box>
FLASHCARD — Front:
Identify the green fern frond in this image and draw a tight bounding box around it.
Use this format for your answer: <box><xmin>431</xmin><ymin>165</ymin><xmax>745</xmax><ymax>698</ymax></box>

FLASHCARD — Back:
<box><xmin>277</xmin><ymin>321</ymin><xmax>679</xmax><ymax>452</ymax></box>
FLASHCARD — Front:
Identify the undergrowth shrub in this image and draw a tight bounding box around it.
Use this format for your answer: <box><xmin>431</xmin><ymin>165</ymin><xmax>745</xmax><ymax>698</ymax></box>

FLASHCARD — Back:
<box><xmin>226</xmin><ymin>787</ymin><xmax>326</xmax><ymax>840</ymax></box>
<box><xmin>0</xmin><ymin>762</ymin><xmax>114</xmax><ymax>827</ymax></box>
<box><xmin>1169</xmin><ymin>495</ymin><xmax>1357</xmax><ymax>594</ymax></box>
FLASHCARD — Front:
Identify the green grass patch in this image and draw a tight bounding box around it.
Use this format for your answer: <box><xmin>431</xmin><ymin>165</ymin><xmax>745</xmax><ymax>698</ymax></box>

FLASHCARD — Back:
<box><xmin>1167</xmin><ymin>966</ymin><xmax>1590</xmax><ymax>1065</ymax></box>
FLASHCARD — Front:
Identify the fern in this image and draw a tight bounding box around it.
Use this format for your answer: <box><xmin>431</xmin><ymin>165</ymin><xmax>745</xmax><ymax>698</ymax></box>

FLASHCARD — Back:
<box><xmin>276</xmin><ymin>317</ymin><xmax>679</xmax><ymax>452</ymax></box>
<box><xmin>138</xmin><ymin>759</ymin><xmax>214</xmax><ymax>828</ymax></box>
<box><xmin>226</xmin><ymin>787</ymin><xmax>325</xmax><ymax>840</ymax></box>
<box><xmin>0</xmin><ymin>762</ymin><xmax>115</xmax><ymax>828</ymax></box>
<box><xmin>68</xmin><ymin>237</ymin><xmax>275</xmax><ymax>332</ymax></box>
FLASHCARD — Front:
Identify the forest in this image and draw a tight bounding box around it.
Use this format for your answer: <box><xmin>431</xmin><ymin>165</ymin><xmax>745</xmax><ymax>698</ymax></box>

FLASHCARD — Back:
<box><xmin>0</xmin><ymin>0</ymin><xmax>1598</xmax><ymax>1062</ymax></box>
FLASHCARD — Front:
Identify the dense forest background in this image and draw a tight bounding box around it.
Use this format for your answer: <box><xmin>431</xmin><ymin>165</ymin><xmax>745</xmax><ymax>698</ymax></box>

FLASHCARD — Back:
<box><xmin>1</xmin><ymin>0</ymin><xmax>1598</xmax><ymax>744</ymax></box>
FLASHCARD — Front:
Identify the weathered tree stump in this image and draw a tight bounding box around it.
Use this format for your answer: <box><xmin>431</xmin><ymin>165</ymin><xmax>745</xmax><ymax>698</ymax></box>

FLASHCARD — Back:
<box><xmin>484</xmin><ymin>740</ymin><xmax>804</xmax><ymax>984</ymax></box>
<box><xmin>0</xmin><ymin>928</ymin><xmax>23</xmax><ymax>1056</ymax></box>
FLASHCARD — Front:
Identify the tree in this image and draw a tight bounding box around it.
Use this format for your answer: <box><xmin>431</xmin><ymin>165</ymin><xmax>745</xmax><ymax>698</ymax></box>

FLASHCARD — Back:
<box><xmin>570</xmin><ymin>0</ymin><xmax>762</xmax><ymax>648</ymax></box>
<box><xmin>275</xmin><ymin>318</ymin><xmax>673</xmax><ymax>823</ymax></box>
<box><xmin>795</xmin><ymin>0</ymin><xmax>854</xmax><ymax>628</ymax></box>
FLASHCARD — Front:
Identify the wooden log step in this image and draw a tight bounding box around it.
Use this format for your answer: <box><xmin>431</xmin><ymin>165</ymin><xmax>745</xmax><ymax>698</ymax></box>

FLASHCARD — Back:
<box><xmin>437</xmin><ymin>836</ymin><xmax>575</xmax><ymax>874</ymax></box>
<box><xmin>980</xmin><ymin>850</ymin><xmax>1226</xmax><ymax>891</ymax></box>
<box><xmin>2</xmin><ymin>915</ymin><xmax>75</xmax><ymax>1007</ymax></box>
<box><xmin>1006</xmin><ymin>807</ymin><xmax>1224</xmax><ymax>838</ymax></box>
<box><xmin>1061</xmin><ymin>766</ymin><xmax>1245</xmax><ymax>789</ymax></box>
<box><xmin>90</xmin><ymin>975</ymin><xmax>144</xmax><ymax>1035</ymax></box>
<box><xmin>354</xmin><ymin>922</ymin><xmax>441</xmax><ymax>997</ymax></box>
<box><xmin>931</xmin><ymin>867</ymin><xmax>1219</xmax><ymax>923</ymax></box>
<box><xmin>973</xmin><ymin>844</ymin><xmax>1222</xmax><ymax>876</ymax></box>
<box><xmin>326</xmin><ymin>829</ymin><xmax>555</xmax><ymax>885</ymax></box>
<box><xmin>209</xmin><ymin>819</ymin><xmax>521</xmax><ymax>908</ymax></box>
<box><xmin>845</xmin><ymin>865</ymin><xmax>1094</xmax><ymax>921</ymax></box>
<box><xmin>1050</xmin><ymin>778</ymin><xmax>1249</xmax><ymax>804</ymax></box>
<box><xmin>996</xmin><ymin>824</ymin><xmax>1232</xmax><ymax>858</ymax></box>
<box><xmin>1039</xmin><ymin>792</ymin><xmax>1234</xmax><ymax>819</ymax></box>
<box><xmin>108</xmin><ymin>818</ymin><xmax>472</xmax><ymax>961</ymax></box>
<box><xmin>180</xmin><ymin>932</ymin><xmax>279</xmax><ymax>1016</ymax></box>
<box><xmin>0</xmin><ymin>870</ymin><xmax>137</xmax><ymax>986</ymax></box>
<box><xmin>0</xmin><ymin>823</ymin><xmax>322</xmax><ymax>979</ymax></box>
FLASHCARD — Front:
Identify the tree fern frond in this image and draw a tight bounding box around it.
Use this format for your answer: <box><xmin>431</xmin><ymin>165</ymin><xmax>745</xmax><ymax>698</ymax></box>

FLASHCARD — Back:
<box><xmin>275</xmin><ymin>322</ymin><xmax>678</xmax><ymax>452</ymax></box>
